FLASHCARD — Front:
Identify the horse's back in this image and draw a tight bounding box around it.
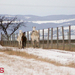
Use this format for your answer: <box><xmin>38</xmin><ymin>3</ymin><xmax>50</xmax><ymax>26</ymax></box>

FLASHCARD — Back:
<box><xmin>31</xmin><ymin>31</ymin><xmax>39</xmax><ymax>38</ymax></box>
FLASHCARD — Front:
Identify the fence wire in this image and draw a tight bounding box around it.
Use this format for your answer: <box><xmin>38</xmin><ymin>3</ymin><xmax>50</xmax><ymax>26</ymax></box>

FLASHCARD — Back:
<box><xmin>0</xmin><ymin>25</ymin><xmax>75</xmax><ymax>51</ymax></box>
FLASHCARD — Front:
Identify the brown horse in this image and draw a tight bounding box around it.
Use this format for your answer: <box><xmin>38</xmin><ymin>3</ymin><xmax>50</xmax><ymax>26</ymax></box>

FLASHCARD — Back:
<box><xmin>21</xmin><ymin>32</ymin><xmax>27</xmax><ymax>48</ymax></box>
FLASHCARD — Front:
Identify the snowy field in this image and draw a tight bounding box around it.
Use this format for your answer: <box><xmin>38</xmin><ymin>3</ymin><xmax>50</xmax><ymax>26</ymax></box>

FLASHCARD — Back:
<box><xmin>0</xmin><ymin>45</ymin><xmax>75</xmax><ymax>75</ymax></box>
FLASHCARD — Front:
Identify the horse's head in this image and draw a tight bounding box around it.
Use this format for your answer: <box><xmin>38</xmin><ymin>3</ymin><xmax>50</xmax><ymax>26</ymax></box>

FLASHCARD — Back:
<box><xmin>19</xmin><ymin>30</ymin><xmax>22</xmax><ymax>34</ymax></box>
<box><xmin>19</xmin><ymin>30</ymin><xmax>23</xmax><ymax>36</ymax></box>
<box><xmin>33</xmin><ymin>27</ymin><xmax>36</xmax><ymax>31</ymax></box>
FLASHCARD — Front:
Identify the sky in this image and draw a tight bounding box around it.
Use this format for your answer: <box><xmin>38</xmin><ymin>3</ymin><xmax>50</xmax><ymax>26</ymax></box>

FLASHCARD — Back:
<box><xmin>0</xmin><ymin>0</ymin><xmax>75</xmax><ymax>16</ymax></box>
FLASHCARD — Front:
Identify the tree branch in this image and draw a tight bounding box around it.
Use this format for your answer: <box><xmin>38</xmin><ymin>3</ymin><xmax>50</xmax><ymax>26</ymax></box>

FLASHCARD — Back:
<box><xmin>0</xmin><ymin>15</ymin><xmax>26</xmax><ymax>40</ymax></box>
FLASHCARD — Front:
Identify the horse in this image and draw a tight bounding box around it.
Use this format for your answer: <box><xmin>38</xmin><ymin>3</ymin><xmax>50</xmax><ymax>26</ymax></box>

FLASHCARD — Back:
<box><xmin>17</xmin><ymin>30</ymin><xmax>23</xmax><ymax>49</ymax></box>
<box><xmin>21</xmin><ymin>32</ymin><xmax>27</xmax><ymax>48</ymax></box>
<box><xmin>31</xmin><ymin>27</ymin><xmax>39</xmax><ymax>48</ymax></box>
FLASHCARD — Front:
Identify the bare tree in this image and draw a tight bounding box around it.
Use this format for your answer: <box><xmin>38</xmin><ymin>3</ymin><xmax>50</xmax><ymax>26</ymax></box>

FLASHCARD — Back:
<box><xmin>0</xmin><ymin>15</ymin><xmax>26</xmax><ymax>40</ymax></box>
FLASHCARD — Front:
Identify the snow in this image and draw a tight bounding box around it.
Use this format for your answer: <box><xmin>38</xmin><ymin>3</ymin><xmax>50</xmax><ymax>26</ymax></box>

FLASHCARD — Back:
<box><xmin>21</xmin><ymin>48</ymin><xmax>75</xmax><ymax>65</ymax></box>
<box><xmin>25</xmin><ymin>17</ymin><xmax>31</xmax><ymax>19</ymax></box>
<box><xmin>30</xmin><ymin>18</ymin><xmax>75</xmax><ymax>24</ymax></box>
<box><xmin>0</xmin><ymin>45</ymin><xmax>75</xmax><ymax>75</ymax></box>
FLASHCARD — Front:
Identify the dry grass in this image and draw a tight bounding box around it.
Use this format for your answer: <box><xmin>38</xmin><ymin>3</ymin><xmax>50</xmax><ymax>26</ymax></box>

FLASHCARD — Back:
<box><xmin>44</xmin><ymin>44</ymin><xmax>75</xmax><ymax>52</ymax></box>
<box><xmin>67</xmin><ymin>62</ymin><xmax>75</xmax><ymax>68</ymax></box>
<box><xmin>0</xmin><ymin>48</ymin><xmax>75</xmax><ymax>68</ymax></box>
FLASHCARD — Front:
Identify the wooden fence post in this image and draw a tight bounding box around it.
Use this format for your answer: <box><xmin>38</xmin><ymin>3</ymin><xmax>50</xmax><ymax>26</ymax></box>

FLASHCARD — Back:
<box><xmin>1</xmin><ymin>32</ymin><xmax>2</xmax><ymax>41</ymax></box>
<box><xmin>38</xmin><ymin>30</ymin><xmax>40</xmax><ymax>48</ymax></box>
<box><xmin>62</xmin><ymin>26</ymin><xmax>65</xmax><ymax>50</ymax></box>
<box><xmin>16</xmin><ymin>33</ymin><xmax>18</xmax><ymax>47</ymax></box>
<box><xmin>12</xmin><ymin>34</ymin><xmax>15</xmax><ymax>41</ymax></box>
<box><xmin>43</xmin><ymin>29</ymin><xmax>44</xmax><ymax>48</ymax></box>
<box><xmin>57</xmin><ymin>27</ymin><xmax>59</xmax><ymax>49</ymax></box>
<box><xmin>47</xmin><ymin>28</ymin><xmax>49</xmax><ymax>48</ymax></box>
<box><xmin>69</xmin><ymin>25</ymin><xmax>71</xmax><ymax>50</ymax></box>
<box><xmin>27</xmin><ymin>31</ymin><xmax>29</xmax><ymax>47</ymax></box>
<box><xmin>1</xmin><ymin>32</ymin><xmax>3</xmax><ymax>45</ymax></box>
<box><xmin>51</xmin><ymin>28</ymin><xmax>53</xmax><ymax>49</ymax></box>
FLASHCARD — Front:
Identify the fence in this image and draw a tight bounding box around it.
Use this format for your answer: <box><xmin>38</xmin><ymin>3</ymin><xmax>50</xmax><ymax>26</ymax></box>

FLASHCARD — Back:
<box><xmin>0</xmin><ymin>25</ymin><xmax>75</xmax><ymax>51</ymax></box>
<box><xmin>0</xmin><ymin>33</ymin><xmax>18</xmax><ymax>47</ymax></box>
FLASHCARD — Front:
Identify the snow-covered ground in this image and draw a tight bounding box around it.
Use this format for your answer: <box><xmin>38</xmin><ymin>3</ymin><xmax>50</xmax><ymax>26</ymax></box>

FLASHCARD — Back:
<box><xmin>30</xmin><ymin>18</ymin><xmax>75</xmax><ymax>24</ymax></box>
<box><xmin>0</xmin><ymin>45</ymin><xmax>75</xmax><ymax>75</ymax></box>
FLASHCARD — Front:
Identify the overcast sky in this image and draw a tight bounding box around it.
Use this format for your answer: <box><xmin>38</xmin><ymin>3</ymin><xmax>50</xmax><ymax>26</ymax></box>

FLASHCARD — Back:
<box><xmin>0</xmin><ymin>0</ymin><xmax>75</xmax><ymax>16</ymax></box>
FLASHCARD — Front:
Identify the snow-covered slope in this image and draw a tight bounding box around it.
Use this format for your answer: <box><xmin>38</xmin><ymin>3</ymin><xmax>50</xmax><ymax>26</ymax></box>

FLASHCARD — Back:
<box><xmin>1</xmin><ymin>14</ymin><xmax>75</xmax><ymax>31</ymax></box>
<box><xmin>0</xmin><ymin>45</ymin><xmax>75</xmax><ymax>75</ymax></box>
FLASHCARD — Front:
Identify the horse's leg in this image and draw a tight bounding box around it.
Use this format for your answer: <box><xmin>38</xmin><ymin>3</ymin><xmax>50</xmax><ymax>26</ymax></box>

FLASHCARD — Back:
<box><xmin>34</xmin><ymin>40</ymin><xmax>37</xmax><ymax>48</ymax></box>
<box><xmin>18</xmin><ymin>41</ymin><xmax>20</xmax><ymax>49</ymax></box>
<box><xmin>36</xmin><ymin>39</ymin><xmax>38</xmax><ymax>48</ymax></box>
<box><xmin>31</xmin><ymin>39</ymin><xmax>33</xmax><ymax>47</ymax></box>
<box><xmin>31</xmin><ymin>40</ymin><xmax>34</xmax><ymax>48</ymax></box>
<box><xmin>19</xmin><ymin>41</ymin><xmax>21</xmax><ymax>49</ymax></box>
<box><xmin>32</xmin><ymin>41</ymin><xmax>33</xmax><ymax>47</ymax></box>
<box><xmin>37</xmin><ymin>42</ymin><xmax>39</xmax><ymax>48</ymax></box>
<box><xmin>37</xmin><ymin>38</ymin><xmax>39</xmax><ymax>48</ymax></box>
<box><xmin>21</xmin><ymin>41</ymin><xmax>22</xmax><ymax>49</ymax></box>
<box><xmin>18</xmin><ymin>41</ymin><xmax>19</xmax><ymax>48</ymax></box>
<box><xmin>22</xmin><ymin>41</ymin><xmax>24</xmax><ymax>49</ymax></box>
